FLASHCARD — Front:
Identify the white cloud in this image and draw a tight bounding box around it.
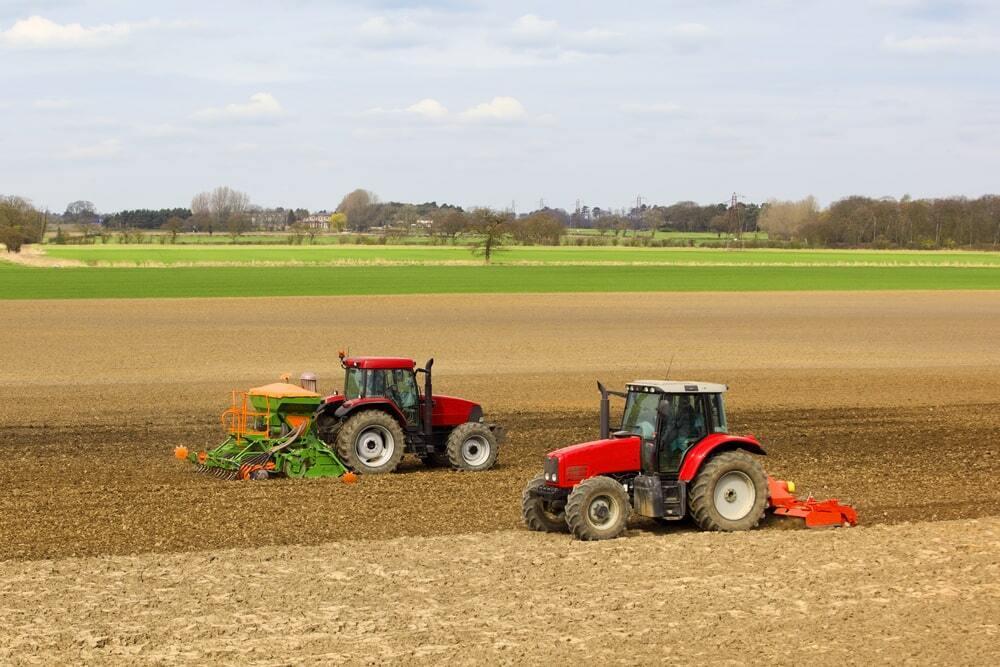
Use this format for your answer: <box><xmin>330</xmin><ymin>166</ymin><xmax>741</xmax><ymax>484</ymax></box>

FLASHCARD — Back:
<box><xmin>0</xmin><ymin>15</ymin><xmax>132</xmax><ymax>49</ymax></box>
<box><xmin>0</xmin><ymin>15</ymin><xmax>193</xmax><ymax>50</ymax></box>
<box><xmin>511</xmin><ymin>14</ymin><xmax>559</xmax><ymax>43</ymax></box>
<box><xmin>882</xmin><ymin>32</ymin><xmax>996</xmax><ymax>54</ymax></box>
<box><xmin>507</xmin><ymin>14</ymin><xmax>627</xmax><ymax>57</ymax></box>
<box><xmin>357</xmin><ymin>15</ymin><xmax>425</xmax><ymax>49</ymax></box>
<box><xmin>406</xmin><ymin>98</ymin><xmax>449</xmax><ymax>120</ymax></box>
<box><xmin>62</xmin><ymin>139</ymin><xmax>122</xmax><ymax>161</ymax></box>
<box><xmin>460</xmin><ymin>96</ymin><xmax>527</xmax><ymax>122</ymax></box>
<box><xmin>621</xmin><ymin>102</ymin><xmax>682</xmax><ymax>115</ymax></box>
<box><xmin>33</xmin><ymin>98</ymin><xmax>73</xmax><ymax>110</ymax></box>
<box><xmin>365</xmin><ymin>96</ymin><xmax>535</xmax><ymax>125</ymax></box>
<box><xmin>192</xmin><ymin>93</ymin><xmax>286</xmax><ymax>124</ymax></box>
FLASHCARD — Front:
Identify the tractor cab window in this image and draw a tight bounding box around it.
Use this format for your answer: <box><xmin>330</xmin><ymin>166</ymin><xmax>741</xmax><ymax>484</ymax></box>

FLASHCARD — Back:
<box><xmin>345</xmin><ymin>368</ymin><xmax>363</xmax><ymax>400</ymax></box>
<box><xmin>710</xmin><ymin>394</ymin><xmax>727</xmax><ymax>433</ymax></box>
<box><xmin>388</xmin><ymin>369</ymin><xmax>419</xmax><ymax>422</ymax></box>
<box><xmin>360</xmin><ymin>368</ymin><xmax>420</xmax><ymax>423</ymax></box>
<box><xmin>657</xmin><ymin>394</ymin><xmax>709</xmax><ymax>472</ymax></box>
<box><xmin>622</xmin><ymin>391</ymin><xmax>659</xmax><ymax>440</ymax></box>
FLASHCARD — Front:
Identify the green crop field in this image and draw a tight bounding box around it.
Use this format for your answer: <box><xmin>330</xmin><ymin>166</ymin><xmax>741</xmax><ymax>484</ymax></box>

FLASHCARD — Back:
<box><xmin>1</xmin><ymin>262</ymin><xmax>997</xmax><ymax>300</ymax></box>
<box><xmin>38</xmin><ymin>244</ymin><xmax>1000</xmax><ymax>267</ymax></box>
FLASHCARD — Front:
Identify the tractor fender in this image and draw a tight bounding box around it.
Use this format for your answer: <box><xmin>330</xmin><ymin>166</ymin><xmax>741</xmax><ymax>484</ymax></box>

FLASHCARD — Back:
<box><xmin>317</xmin><ymin>395</ymin><xmax>346</xmax><ymax>413</ymax></box>
<box><xmin>332</xmin><ymin>398</ymin><xmax>407</xmax><ymax>426</ymax></box>
<box><xmin>677</xmin><ymin>434</ymin><xmax>766</xmax><ymax>483</ymax></box>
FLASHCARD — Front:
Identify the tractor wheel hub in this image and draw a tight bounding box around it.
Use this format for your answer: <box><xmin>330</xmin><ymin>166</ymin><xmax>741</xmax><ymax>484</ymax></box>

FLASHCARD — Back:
<box><xmin>714</xmin><ymin>471</ymin><xmax>756</xmax><ymax>521</ymax></box>
<box><xmin>356</xmin><ymin>425</ymin><xmax>395</xmax><ymax>466</ymax></box>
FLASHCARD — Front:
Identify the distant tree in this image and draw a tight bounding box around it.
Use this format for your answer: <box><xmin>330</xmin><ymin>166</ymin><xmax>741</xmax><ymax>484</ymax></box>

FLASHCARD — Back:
<box><xmin>163</xmin><ymin>216</ymin><xmax>185</xmax><ymax>243</ymax></box>
<box><xmin>328</xmin><ymin>212</ymin><xmax>347</xmax><ymax>233</ymax></box>
<box><xmin>226</xmin><ymin>212</ymin><xmax>251</xmax><ymax>241</ymax></box>
<box><xmin>431</xmin><ymin>209</ymin><xmax>468</xmax><ymax>243</ymax></box>
<box><xmin>468</xmin><ymin>208</ymin><xmax>512</xmax><ymax>263</ymax></box>
<box><xmin>288</xmin><ymin>221</ymin><xmax>307</xmax><ymax>245</ymax></box>
<box><xmin>758</xmin><ymin>197</ymin><xmax>819</xmax><ymax>240</ymax></box>
<box><xmin>64</xmin><ymin>200</ymin><xmax>97</xmax><ymax>224</ymax></box>
<box><xmin>105</xmin><ymin>208</ymin><xmax>191</xmax><ymax>230</ymax></box>
<box><xmin>594</xmin><ymin>214</ymin><xmax>611</xmax><ymax>236</ymax></box>
<box><xmin>0</xmin><ymin>196</ymin><xmax>47</xmax><ymax>253</ymax></box>
<box><xmin>191</xmin><ymin>186</ymin><xmax>250</xmax><ymax>237</ymax></box>
<box><xmin>337</xmin><ymin>189</ymin><xmax>381</xmax><ymax>231</ymax></box>
<box><xmin>510</xmin><ymin>211</ymin><xmax>566</xmax><ymax>245</ymax></box>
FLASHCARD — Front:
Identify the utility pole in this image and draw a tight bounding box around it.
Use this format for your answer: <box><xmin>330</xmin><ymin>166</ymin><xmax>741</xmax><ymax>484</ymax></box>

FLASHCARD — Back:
<box><xmin>728</xmin><ymin>191</ymin><xmax>746</xmax><ymax>243</ymax></box>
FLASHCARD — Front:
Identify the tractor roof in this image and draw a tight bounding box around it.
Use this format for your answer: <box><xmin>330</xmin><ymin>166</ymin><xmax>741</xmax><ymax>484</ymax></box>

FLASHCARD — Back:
<box><xmin>343</xmin><ymin>356</ymin><xmax>415</xmax><ymax>370</ymax></box>
<box><xmin>627</xmin><ymin>380</ymin><xmax>728</xmax><ymax>394</ymax></box>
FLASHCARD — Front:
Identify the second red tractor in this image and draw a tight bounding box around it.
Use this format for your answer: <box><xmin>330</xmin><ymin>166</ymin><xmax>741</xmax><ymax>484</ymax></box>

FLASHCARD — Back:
<box><xmin>316</xmin><ymin>354</ymin><xmax>504</xmax><ymax>474</ymax></box>
<box><xmin>523</xmin><ymin>380</ymin><xmax>856</xmax><ymax>540</ymax></box>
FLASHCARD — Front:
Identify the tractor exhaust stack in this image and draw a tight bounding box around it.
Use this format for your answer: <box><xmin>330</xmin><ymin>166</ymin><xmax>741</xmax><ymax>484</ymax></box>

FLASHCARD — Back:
<box><xmin>422</xmin><ymin>358</ymin><xmax>434</xmax><ymax>440</ymax></box>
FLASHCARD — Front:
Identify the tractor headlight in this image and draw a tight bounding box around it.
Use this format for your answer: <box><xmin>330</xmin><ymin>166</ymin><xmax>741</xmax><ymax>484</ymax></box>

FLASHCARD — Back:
<box><xmin>544</xmin><ymin>456</ymin><xmax>559</xmax><ymax>483</ymax></box>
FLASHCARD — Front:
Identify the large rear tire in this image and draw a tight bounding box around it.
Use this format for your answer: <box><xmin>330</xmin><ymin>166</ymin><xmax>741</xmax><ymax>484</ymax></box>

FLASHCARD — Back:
<box><xmin>522</xmin><ymin>474</ymin><xmax>568</xmax><ymax>533</ymax></box>
<box><xmin>445</xmin><ymin>423</ymin><xmax>499</xmax><ymax>471</ymax></box>
<box><xmin>688</xmin><ymin>450</ymin><xmax>768</xmax><ymax>532</ymax></box>
<box><xmin>565</xmin><ymin>476</ymin><xmax>631</xmax><ymax>541</ymax></box>
<box><xmin>335</xmin><ymin>411</ymin><xmax>406</xmax><ymax>475</ymax></box>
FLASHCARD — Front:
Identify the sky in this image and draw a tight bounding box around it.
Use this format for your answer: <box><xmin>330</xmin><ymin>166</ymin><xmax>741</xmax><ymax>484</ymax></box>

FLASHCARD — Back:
<box><xmin>1</xmin><ymin>0</ymin><xmax>999</xmax><ymax>213</ymax></box>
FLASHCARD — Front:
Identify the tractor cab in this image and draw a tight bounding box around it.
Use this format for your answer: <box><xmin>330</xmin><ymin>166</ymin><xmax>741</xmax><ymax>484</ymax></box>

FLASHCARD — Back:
<box><xmin>341</xmin><ymin>356</ymin><xmax>422</xmax><ymax>423</ymax></box>
<box><xmin>617</xmin><ymin>381</ymin><xmax>729</xmax><ymax>476</ymax></box>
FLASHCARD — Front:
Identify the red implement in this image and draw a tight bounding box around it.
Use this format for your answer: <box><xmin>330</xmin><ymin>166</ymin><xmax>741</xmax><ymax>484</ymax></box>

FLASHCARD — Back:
<box><xmin>767</xmin><ymin>477</ymin><xmax>858</xmax><ymax>528</ymax></box>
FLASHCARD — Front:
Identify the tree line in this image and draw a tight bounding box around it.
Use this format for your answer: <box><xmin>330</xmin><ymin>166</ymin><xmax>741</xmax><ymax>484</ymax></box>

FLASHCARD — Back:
<box><xmin>4</xmin><ymin>187</ymin><xmax>1000</xmax><ymax>253</ymax></box>
<box><xmin>758</xmin><ymin>195</ymin><xmax>1000</xmax><ymax>249</ymax></box>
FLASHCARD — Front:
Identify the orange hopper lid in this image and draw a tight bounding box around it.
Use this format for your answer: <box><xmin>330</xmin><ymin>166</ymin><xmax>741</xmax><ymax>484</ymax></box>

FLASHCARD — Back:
<box><xmin>247</xmin><ymin>382</ymin><xmax>319</xmax><ymax>398</ymax></box>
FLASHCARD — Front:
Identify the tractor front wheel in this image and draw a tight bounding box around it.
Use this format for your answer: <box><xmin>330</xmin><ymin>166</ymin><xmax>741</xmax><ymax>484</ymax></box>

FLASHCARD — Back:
<box><xmin>522</xmin><ymin>474</ymin><xmax>568</xmax><ymax>533</ymax></box>
<box><xmin>565</xmin><ymin>476</ymin><xmax>631</xmax><ymax>541</ymax></box>
<box><xmin>335</xmin><ymin>411</ymin><xmax>406</xmax><ymax>475</ymax></box>
<box><xmin>688</xmin><ymin>450</ymin><xmax>768</xmax><ymax>532</ymax></box>
<box><xmin>445</xmin><ymin>423</ymin><xmax>499</xmax><ymax>471</ymax></box>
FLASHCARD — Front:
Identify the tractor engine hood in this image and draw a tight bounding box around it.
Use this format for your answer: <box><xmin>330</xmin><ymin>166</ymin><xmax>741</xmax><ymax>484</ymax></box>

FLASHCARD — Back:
<box><xmin>547</xmin><ymin>435</ymin><xmax>641</xmax><ymax>488</ymax></box>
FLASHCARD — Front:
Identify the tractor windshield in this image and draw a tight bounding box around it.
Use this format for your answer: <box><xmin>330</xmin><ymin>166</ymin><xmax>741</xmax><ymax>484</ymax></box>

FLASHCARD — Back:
<box><xmin>621</xmin><ymin>391</ymin><xmax>659</xmax><ymax>439</ymax></box>
<box><xmin>344</xmin><ymin>368</ymin><xmax>363</xmax><ymax>400</ymax></box>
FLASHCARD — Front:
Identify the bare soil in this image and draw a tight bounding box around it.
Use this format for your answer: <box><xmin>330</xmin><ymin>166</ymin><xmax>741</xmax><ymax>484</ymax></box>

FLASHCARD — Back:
<box><xmin>2</xmin><ymin>519</ymin><xmax>998</xmax><ymax>665</ymax></box>
<box><xmin>1</xmin><ymin>291</ymin><xmax>998</xmax><ymax>663</ymax></box>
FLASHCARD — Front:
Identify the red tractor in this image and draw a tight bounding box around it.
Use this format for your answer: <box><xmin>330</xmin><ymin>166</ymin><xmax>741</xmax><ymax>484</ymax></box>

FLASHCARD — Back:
<box><xmin>315</xmin><ymin>354</ymin><xmax>504</xmax><ymax>474</ymax></box>
<box><xmin>523</xmin><ymin>380</ymin><xmax>856</xmax><ymax>540</ymax></box>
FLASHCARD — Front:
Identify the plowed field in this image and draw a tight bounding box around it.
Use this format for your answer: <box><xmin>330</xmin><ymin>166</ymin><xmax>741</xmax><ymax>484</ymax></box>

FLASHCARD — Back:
<box><xmin>1</xmin><ymin>291</ymin><xmax>998</xmax><ymax>664</ymax></box>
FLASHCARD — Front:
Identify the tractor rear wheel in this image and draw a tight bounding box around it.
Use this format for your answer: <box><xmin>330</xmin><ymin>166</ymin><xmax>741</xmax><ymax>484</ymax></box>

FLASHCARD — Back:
<box><xmin>688</xmin><ymin>450</ymin><xmax>768</xmax><ymax>532</ymax></box>
<box><xmin>335</xmin><ymin>411</ymin><xmax>406</xmax><ymax>475</ymax></box>
<box><xmin>445</xmin><ymin>423</ymin><xmax>499</xmax><ymax>471</ymax></box>
<box><xmin>522</xmin><ymin>474</ymin><xmax>568</xmax><ymax>533</ymax></box>
<box><xmin>565</xmin><ymin>476</ymin><xmax>631</xmax><ymax>541</ymax></box>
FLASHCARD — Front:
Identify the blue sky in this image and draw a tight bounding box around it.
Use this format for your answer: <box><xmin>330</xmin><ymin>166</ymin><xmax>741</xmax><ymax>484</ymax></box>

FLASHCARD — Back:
<box><xmin>1</xmin><ymin>0</ymin><xmax>998</xmax><ymax>213</ymax></box>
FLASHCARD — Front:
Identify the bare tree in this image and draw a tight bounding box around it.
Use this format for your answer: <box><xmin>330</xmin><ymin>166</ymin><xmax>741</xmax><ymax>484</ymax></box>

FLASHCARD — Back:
<box><xmin>431</xmin><ymin>209</ymin><xmax>468</xmax><ymax>243</ymax></box>
<box><xmin>757</xmin><ymin>197</ymin><xmax>819</xmax><ymax>240</ymax></box>
<box><xmin>163</xmin><ymin>216</ymin><xmax>185</xmax><ymax>243</ymax></box>
<box><xmin>0</xmin><ymin>196</ymin><xmax>47</xmax><ymax>253</ymax></box>
<box><xmin>468</xmin><ymin>208</ymin><xmax>512</xmax><ymax>263</ymax></box>
<box><xmin>191</xmin><ymin>186</ymin><xmax>250</xmax><ymax>237</ymax></box>
<box><xmin>64</xmin><ymin>200</ymin><xmax>97</xmax><ymax>224</ymax></box>
<box><xmin>337</xmin><ymin>188</ymin><xmax>381</xmax><ymax>231</ymax></box>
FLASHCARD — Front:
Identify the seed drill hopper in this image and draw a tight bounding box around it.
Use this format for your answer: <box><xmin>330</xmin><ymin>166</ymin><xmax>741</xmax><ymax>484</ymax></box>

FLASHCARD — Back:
<box><xmin>174</xmin><ymin>380</ymin><xmax>354</xmax><ymax>482</ymax></box>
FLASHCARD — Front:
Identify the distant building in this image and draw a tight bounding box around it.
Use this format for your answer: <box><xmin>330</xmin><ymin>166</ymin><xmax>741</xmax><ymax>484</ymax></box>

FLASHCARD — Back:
<box><xmin>301</xmin><ymin>212</ymin><xmax>331</xmax><ymax>230</ymax></box>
